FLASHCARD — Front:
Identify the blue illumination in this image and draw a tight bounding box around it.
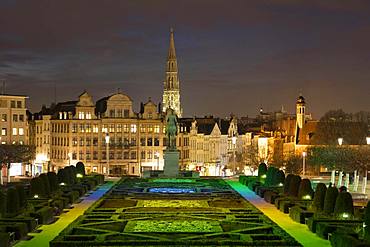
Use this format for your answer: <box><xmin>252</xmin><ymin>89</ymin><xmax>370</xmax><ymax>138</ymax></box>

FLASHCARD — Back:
<box><xmin>148</xmin><ymin>188</ymin><xmax>196</xmax><ymax>193</ymax></box>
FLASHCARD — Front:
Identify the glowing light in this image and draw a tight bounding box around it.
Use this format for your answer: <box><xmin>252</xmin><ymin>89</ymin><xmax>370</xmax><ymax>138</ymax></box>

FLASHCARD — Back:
<box><xmin>342</xmin><ymin>213</ymin><xmax>349</xmax><ymax>218</ymax></box>
<box><xmin>261</xmin><ymin>174</ymin><xmax>266</xmax><ymax>179</ymax></box>
<box><xmin>302</xmin><ymin>195</ymin><xmax>311</xmax><ymax>200</ymax></box>
<box><xmin>338</xmin><ymin>137</ymin><xmax>343</xmax><ymax>146</ymax></box>
<box><xmin>60</xmin><ymin>182</ymin><xmax>66</xmax><ymax>186</ymax></box>
<box><xmin>302</xmin><ymin>151</ymin><xmax>307</xmax><ymax>157</ymax></box>
<box><xmin>278</xmin><ymin>183</ymin><xmax>283</xmax><ymax>187</ymax></box>
<box><xmin>76</xmin><ymin>173</ymin><xmax>83</xmax><ymax>178</ymax></box>
<box><xmin>367</xmin><ymin>137</ymin><xmax>370</xmax><ymax>145</ymax></box>
<box><xmin>33</xmin><ymin>194</ymin><xmax>39</xmax><ymax>199</ymax></box>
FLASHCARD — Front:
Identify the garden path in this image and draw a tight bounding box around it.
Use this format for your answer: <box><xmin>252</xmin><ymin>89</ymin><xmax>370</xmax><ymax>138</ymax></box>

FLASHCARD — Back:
<box><xmin>227</xmin><ymin>180</ymin><xmax>331</xmax><ymax>247</ymax></box>
<box><xmin>15</xmin><ymin>180</ymin><xmax>116</xmax><ymax>247</ymax></box>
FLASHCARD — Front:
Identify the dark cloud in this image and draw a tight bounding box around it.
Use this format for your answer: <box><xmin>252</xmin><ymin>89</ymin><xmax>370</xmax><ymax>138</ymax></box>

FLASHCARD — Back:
<box><xmin>0</xmin><ymin>0</ymin><xmax>369</xmax><ymax>117</ymax></box>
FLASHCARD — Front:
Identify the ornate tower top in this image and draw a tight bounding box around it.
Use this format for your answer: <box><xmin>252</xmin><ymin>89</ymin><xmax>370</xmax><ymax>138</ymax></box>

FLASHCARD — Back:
<box><xmin>162</xmin><ymin>28</ymin><xmax>183</xmax><ymax>117</ymax></box>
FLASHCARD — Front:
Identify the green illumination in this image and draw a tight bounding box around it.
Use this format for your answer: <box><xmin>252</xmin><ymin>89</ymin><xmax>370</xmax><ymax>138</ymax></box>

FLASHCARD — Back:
<box><xmin>76</xmin><ymin>173</ymin><xmax>83</xmax><ymax>178</ymax></box>
<box><xmin>261</xmin><ymin>174</ymin><xmax>267</xmax><ymax>179</ymax></box>
<box><xmin>33</xmin><ymin>194</ymin><xmax>39</xmax><ymax>199</ymax></box>
<box><xmin>342</xmin><ymin>213</ymin><xmax>349</xmax><ymax>218</ymax></box>
<box><xmin>278</xmin><ymin>183</ymin><xmax>283</xmax><ymax>186</ymax></box>
<box><xmin>302</xmin><ymin>195</ymin><xmax>311</xmax><ymax>200</ymax></box>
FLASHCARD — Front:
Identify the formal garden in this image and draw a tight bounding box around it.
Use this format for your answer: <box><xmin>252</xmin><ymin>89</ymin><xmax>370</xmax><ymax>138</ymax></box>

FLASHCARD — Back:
<box><xmin>50</xmin><ymin>177</ymin><xmax>301</xmax><ymax>246</ymax></box>
<box><xmin>239</xmin><ymin>163</ymin><xmax>370</xmax><ymax>247</ymax></box>
<box><xmin>0</xmin><ymin>162</ymin><xmax>104</xmax><ymax>247</ymax></box>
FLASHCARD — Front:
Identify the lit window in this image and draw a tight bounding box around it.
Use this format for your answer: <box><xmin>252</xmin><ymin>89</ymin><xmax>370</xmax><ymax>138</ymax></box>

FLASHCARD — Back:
<box><xmin>1</xmin><ymin>128</ymin><xmax>6</xmax><ymax>136</ymax></box>
<box><xmin>12</xmin><ymin>128</ymin><xmax>17</xmax><ymax>135</ymax></box>
<box><xmin>102</xmin><ymin>124</ymin><xmax>108</xmax><ymax>133</ymax></box>
<box><xmin>130</xmin><ymin>124</ymin><xmax>137</xmax><ymax>133</ymax></box>
<box><xmin>78</xmin><ymin>112</ymin><xmax>85</xmax><ymax>119</ymax></box>
<box><xmin>154</xmin><ymin>125</ymin><xmax>160</xmax><ymax>133</ymax></box>
<box><xmin>123</xmin><ymin>124</ymin><xmax>129</xmax><ymax>133</ymax></box>
<box><xmin>19</xmin><ymin>128</ymin><xmax>24</xmax><ymax>136</ymax></box>
<box><xmin>93</xmin><ymin>124</ymin><xmax>99</xmax><ymax>133</ymax></box>
<box><xmin>1</xmin><ymin>114</ymin><xmax>7</xmax><ymax>122</ymax></box>
<box><xmin>86</xmin><ymin>112</ymin><xmax>91</xmax><ymax>119</ymax></box>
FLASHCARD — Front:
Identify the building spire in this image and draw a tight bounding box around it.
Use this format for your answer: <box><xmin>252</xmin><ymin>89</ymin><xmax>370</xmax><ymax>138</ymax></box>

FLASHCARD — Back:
<box><xmin>168</xmin><ymin>27</ymin><xmax>176</xmax><ymax>60</ymax></box>
<box><xmin>162</xmin><ymin>27</ymin><xmax>182</xmax><ymax>117</ymax></box>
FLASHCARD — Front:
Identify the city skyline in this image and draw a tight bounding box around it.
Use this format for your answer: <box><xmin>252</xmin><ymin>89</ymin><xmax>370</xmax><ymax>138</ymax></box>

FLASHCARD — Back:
<box><xmin>1</xmin><ymin>0</ymin><xmax>370</xmax><ymax>118</ymax></box>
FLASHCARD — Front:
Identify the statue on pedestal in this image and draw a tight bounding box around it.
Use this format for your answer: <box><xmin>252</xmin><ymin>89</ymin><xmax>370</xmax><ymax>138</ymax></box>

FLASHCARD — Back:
<box><xmin>165</xmin><ymin>108</ymin><xmax>178</xmax><ymax>150</ymax></box>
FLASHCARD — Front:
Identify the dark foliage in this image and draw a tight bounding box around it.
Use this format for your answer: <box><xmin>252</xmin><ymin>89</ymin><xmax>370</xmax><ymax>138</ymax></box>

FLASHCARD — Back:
<box><xmin>39</xmin><ymin>173</ymin><xmax>51</xmax><ymax>197</ymax></box>
<box><xmin>312</xmin><ymin>183</ymin><xmax>327</xmax><ymax>212</ymax></box>
<box><xmin>298</xmin><ymin>179</ymin><xmax>313</xmax><ymax>199</ymax></box>
<box><xmin>283</xmin><ymin>174</ymin><xmax>294</xmax><ymax>195</ymax></box>
<box><xmin>257</xmin><ymin>163</ymin><xmax>267</xmax><ymax>182</ymax></box>
<box><xmin>364</xmin><ymin>201</ymin><xmax>370</xmax><ymax>241</ymax></box>
<box><xmin>0</xmin><ymin>190</ymin><xmax>6</xmax><ymax>217</ymax></box>
<box><xmin>6</xmin><ymin>187</ymin><xmax>20</xmax><ymax>215</ymax></box>
<box><xmin>30</xmin><ymin>177</ymin><xmax>46</xmax><ymax>197</ymax></box>
<box><xmin>334</xmin><ymin>192</ymin><xmax>354</xmax><ymax>217</ymax></box>
<box><xmin>323</xmin><ymin>187</ymin><xmax>339</xmax><ymax>215</ymax></box>
<box><xmin>15</xmin><ymin>185</ymin><xmax>26</xmax><ymax>207</ymax></box>
<box><xmin>47</xmin><ymin>172</ymin><xmax>59</xmax><ymax>192</ymax></box>
<box><xmin>288</xmin><ymin>175</ymin><xmax>301</xmax><ymax>197</ymax></box>
<box><xmin>76</xmin><ymin>162</ymin><xmax>86</xmax><ymax>176</ymax></box>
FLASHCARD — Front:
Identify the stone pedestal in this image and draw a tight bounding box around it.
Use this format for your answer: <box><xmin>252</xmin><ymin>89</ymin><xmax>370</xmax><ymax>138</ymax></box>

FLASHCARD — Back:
<box><xmin>163</xmin><ymin>150</ymin><xmax>179</xmax><ymax>177</ymax></box>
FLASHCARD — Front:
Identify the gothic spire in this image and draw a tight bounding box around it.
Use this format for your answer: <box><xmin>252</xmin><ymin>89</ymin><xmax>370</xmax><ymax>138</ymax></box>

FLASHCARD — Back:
<box><xmin>167</xmin><ymin>27</ymin><xmax>176</xmax><ymax>60</ymax></box>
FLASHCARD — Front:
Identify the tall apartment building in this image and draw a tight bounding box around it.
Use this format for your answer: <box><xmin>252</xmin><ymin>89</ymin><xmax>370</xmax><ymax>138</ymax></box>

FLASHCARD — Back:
<box><xmin>0</xmin><ymin>94</ymin><xmax>29</xmax><ymax>176</ymax></box>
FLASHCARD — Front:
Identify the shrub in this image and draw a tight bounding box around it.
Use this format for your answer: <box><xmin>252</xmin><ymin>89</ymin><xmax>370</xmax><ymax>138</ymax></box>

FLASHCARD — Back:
<box><xmin>0</xmin><ymin>191</ymin><xmax>6</xmax><ymax>218</ymax></box>
<box><xmin>30</xmin><ymin>177</ymin><xmax>46</xmax><ymax>198</ymax></box>
<box><xmin>288</xmin><ymin>175</ymin><xmax>301</xmax><ymax>197</ymax></box>
<box><xmin>323</xmin><ymin>187</ymin><xmax>339</xmax><ymax>215</ymax></box>
<box><xmin>76</xmin><ymin>162</ymin><xmax>86</xmax><ymax>176</ymax></box>
<box><xmin>274</xmin><ymin>170</ymin><xmax>285</xmax><ymax>187</ymax></box>
<box><xmin>32</xmin><ymin>206</ymin><xmax>54</xmax><ymax>224</ymax></box>
<box><xmin>6</xmin><ymin>187</ymin><xmax>20</xmax><ymax>216</ymax></box>
<box><xmin>289</xmin><ymin>205</ymin><xmax>314</xmax><ymax>224</ymax></box>
<box><xmin>15</xmin><ymin>185</ymin><xmax>26</xmax><ymax>207</ymax></box>
<box><xmin>257</xmin><ymin>163</ymin><xmax>267</xmax><ymax>182</ymax></box>
<box><xmin>47</xmin><ymin>172</ymin><xmax>59</xmax><ymax>193</ymax></box>
<box><xmin>57</xmin><ymin>168</ymin><xmax>68</xmax><ymax>184</ymax></box>
<box><xmin>364</xmin><ymin>201</ymin><xmax>370</xmax><ymax>241</ymax></box>
<box><xmin>39</xmin><ymin>173</ymin><xmax>51</xmax><ymax>197</ymax></box>
<box><xmin>334</xmin><ymin>192</ymin><xmax>354</xmax><ymax>218</ymax></box>
<box><xmin>283</xmin><ymin>174</ymin><xmax>294</xmax><ymax>195</ymax></box>
<box><xmin>312</xmin><ymin>183</ymin><xmax>327</xmax><ymax>212</ymax></box>
<box><xmin>298</xmin><ymin>179</ymin><xmax>314</xmax><ymax>200</ymax></box>
<box><xmin>0</xmin><ymin>232</ymin><xmax>10</xmax><ymax>247</ymax></box>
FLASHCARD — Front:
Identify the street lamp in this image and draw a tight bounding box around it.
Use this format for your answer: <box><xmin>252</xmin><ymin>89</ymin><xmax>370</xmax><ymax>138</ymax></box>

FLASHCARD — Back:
<box><xmin>105</xmin><ymin>133</ymin><xmax>110</xmax><ymax>176</ymax></box>
<box><xmin>154</xmin><ymin>151</ymin><xmax>160</xmax><ymax>170</ymax></box>
<box><xmin>338</xmin><ymin>137</ymin><xmax>343</xmax><ymax>146</ymax></box>
<box><xmin>232</xmin><ymin>136</ymin><xmax>237</xmax><ymax>175</ymax></box>
<box><xmin>302</xmin><ymin>151</ymin><xmax>307</xmax><ymax>177</ymax></box>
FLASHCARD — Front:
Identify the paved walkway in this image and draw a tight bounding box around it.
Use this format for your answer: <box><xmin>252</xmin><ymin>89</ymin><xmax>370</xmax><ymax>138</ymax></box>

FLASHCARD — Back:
<box><xmin>227</xmin><ymin>180</ymin><xmax>331</xmax><ymax>247</ymax></box>
<box><xmin>15</xmin><ymin>181</ymin><xmax>115</xmax><ymax>247</ymax></box>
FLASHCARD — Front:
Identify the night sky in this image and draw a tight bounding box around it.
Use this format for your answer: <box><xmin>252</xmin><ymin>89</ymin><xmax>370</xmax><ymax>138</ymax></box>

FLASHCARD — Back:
<box><xmin>0</xmin><ymin>0</ymin><xmax>369</xmax><ymax>118</ymax></box>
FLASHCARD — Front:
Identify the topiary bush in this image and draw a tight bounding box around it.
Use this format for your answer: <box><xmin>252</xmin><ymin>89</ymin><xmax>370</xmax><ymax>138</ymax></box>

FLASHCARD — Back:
<box><xmin>30</xmin><ymin>176</ymin><xmax>46</xmax><ymax>198</ymax></box>
<box><xmin>288</xmin><ymin>175</ymin><xmax>301</xmax><ymax>197</ymax></box>
<box><xmin>47</xmin><ymin>172</ymin><xmax>59</xmax><ymax>193</ymax></box>
<box><xmin>364</xmin><ymin>201</ymin><xmax>370</xmax><ymax>241</ymax></box>
<box><xmin>0</xmin><ymin>190</ymin><xmax>6</xmax><ymax>218</ymax></box>
<box><xmin>57</xmin><ymin>168</ymin><xmax>68</xmax><ymax>185</ymax></box>
<box><xmin>298</xmin><ymin>179</ymin><xmax>314</xmax><ymax>200</ymax></box>
<box><xmin>323</xmin><ymin>187</ymin><xmax>339</xmax><ymax>215</ymax></box>
<box><xmin>283</xmin><ymin>174</ymin><xmax>294</xmax><ymax>195</ymax></box>
<box><xmin>15</xmin><ymin>185</ymin><xmax>26</xmax><ymax>207</ymax></box>
<box><xmin>6</xmin><ymin>187</ymin><xmax>20</xmax><ymax>216</ymax></box>
<box><xmin>39</xmin><ymin>173</ymin><xmax>51</xmax><ymax>197</ymax></box>
<box><xmin>265</xmin><ymin>166</ymin><xmax>277</xmax><ymax>186</ymax></box>
<box><xmin>76</xmin><ymin>162</ymin><xmax>86</xmax><ymax>176</ymax></box>
<box><xmin>312</xmin><ymin>183</ymin><xmax>327</xmax><ymax>212</ymax></box>
<box><xmin>334</xmin><ymin>192</ymin><xmax>354</xmax><ymax>218</ymax></box>
<box><xmin>274</xmin><ymin>170</ymin><xmax>285</xmax><ymax>186</ymax></box>
<box><xmin>258</xmin><ymin>163</ymin><xmax>267</xmax><ymax>182</ymax></box>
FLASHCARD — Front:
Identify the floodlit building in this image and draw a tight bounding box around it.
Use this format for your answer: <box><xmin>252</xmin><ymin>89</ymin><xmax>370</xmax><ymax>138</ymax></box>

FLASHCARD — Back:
<box><xmin>0</xmin><ymin>94</ymin><xmax>29</xmax><ymax>176</ymax></box>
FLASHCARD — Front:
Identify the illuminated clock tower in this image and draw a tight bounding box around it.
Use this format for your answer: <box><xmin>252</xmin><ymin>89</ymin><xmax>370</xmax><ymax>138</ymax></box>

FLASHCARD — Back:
<box><xmin>162</xmin><ymin>28</ymin><xmax>183</xmax><ymax>117</ymax></box>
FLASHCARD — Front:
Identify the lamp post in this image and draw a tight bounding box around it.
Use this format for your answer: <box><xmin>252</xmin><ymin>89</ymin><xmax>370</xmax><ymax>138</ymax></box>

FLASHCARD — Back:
<box><xmin>105</xmin><ymin>133</ymin><xmax>110</xmax><ymax>176</ymax></box>
<box><xmin>154</xmin><ymin>151</ymin><xmax>160</xmax><ymax>170</ymax></box>
<box><xmin>337</xmin><ymin>137</ymin><xmax>343</xmax><ymax>187</ymax></box>
<box><xmin>232</xmin><ymin>136</ymin><xmax>237</xmax><ymax>175</ymax></box>
<box><xmin>302</xmin><ymin>151</ymin><xmax>307</xmax><ymax>177</ymax></box>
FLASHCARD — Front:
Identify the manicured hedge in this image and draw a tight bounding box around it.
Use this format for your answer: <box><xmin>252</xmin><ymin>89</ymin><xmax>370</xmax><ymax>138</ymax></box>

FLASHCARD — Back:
<box><xmin>16</xmin><ymin>185</ymin><xmax>26</xmax><ymax>207</ymax></box>
<box><xmin>76</xmin><ymin>162</ymin><xmax>86</xmax><ymax>176</ymax></box>
<box><xmin>330</xmin><ymin>229</ymin><xmax>368</xmax><ymax>247</ymax></box>
<box><xmin>274</xmin><ymin>170</ymin><xmax>285</xmax><ymax>186</ymax></box>
<box><xmin>30</xmin><ymin>177</ymin><xmax>46</xmax><ymax>198</ymax></box>
<box><xmin>283</xmin><ymin>174</ymin><xmax>294</xmax><ymax>195</ymax></box>
<box><xmin>288</xmin><ymin>175</ymin><xmax>301</xmax><ymax>197</ymax></box>
<box><xmin>0</xmin><ymin>232</ymin><xmax>10</xmax><ymax>247</ymax></box>
<box><xmin>298</xmin><ymin>179</ymin><xmax>313</xmax><ymax>200</ymax></box>
<box><xmin>39</xmin><ymin>173</ymin><xmax>51</xmax><ymax>197</ymax></box>
<box><xmin>365</xmin><ymin>201</ymin><xmax>370</xmax><ymax>241</ymax></box>
<box><xmin>323</xmin><ymin>187</ymin><xmax>339</xmax><ymax>215</ymax></box>
<box><xmin>258</xmin><ymin>163</ymin><xmax>267</xmax><ymax>182</ymax></box>
<box><xmin>289</xmin><ymin>205</ymin><xmax>314</xmax><ymax>224</ymax></box>
<box><xmin>0</xmin><ymin>217</ymin><xmax>37</xmax><ymax>232</ymax></box>
<box><xmin>334</xmin><ymin>192</ymin><xmax>354</xmax><ymax>218</ymax></box>
<box><xmin>312</xmin><ymin>183</ymin><xmax>327</xmax><ymax>212</ymax></box>
<box><xmin>6</xmin><ymin>187</ymin><xmax>20</xmax><ymax>216</ymax></box>
<box><xmin>31</xmin><ymin>206</ymin><xmax>54</xmax><ymax>224</ymax></box>
<box><xmin>0</xmin><ymin>191</ymin><xmax>6</xmax><ymax>218</ymax></box>
<box><xmin>47</xmin><ymin>172</ymin><xmax>59</xmax><ymax>193</ymax></box>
